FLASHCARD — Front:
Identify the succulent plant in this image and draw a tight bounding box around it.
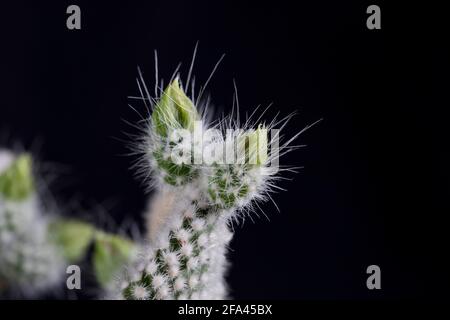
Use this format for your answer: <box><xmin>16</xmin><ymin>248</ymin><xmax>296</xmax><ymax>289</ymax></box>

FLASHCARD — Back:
<box><xmin>113</xmin><ymin>66</ymin><xmax>293</xmax><ymax>300</ymax></box>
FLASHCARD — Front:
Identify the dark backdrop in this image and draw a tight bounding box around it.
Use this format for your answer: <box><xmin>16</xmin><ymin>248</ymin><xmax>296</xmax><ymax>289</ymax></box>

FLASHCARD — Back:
<box><xmin>0</xmin><ymin>1</ymin><xmax>449</xmax><ymax>299</ymax></box>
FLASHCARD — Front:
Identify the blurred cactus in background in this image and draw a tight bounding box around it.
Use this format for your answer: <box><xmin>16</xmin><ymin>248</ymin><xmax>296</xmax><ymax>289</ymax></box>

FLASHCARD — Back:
<box><xmin>0</xmin><ymin>150</ymin><xmax>137</xmax><ymax>297</ymax></box>
<box><xmin>0</xmin><ymin>151</ymin><xmax>65</xmax><ymax>296</ymax></box>
<box><xmin>49</xmin><ymin>218</ymin><xmax>137</xmax><ymax>291</ymax></box>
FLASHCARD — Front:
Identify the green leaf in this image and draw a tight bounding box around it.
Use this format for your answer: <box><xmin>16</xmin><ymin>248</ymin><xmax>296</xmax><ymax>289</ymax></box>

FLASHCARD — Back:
<box><xmin>152</xmin><ymin>78</ymin><xmax>199</xmax><ymax>137</ymax></box>
<box><xmin>0</xmin><ymin>154</ymin><xmax>34</xmax><ymax>201</ymax></box>
<box><xmin>49</xmin><ymin>220</ymin><xmax>95</xmax><ymax>262</ymax></box>
<box><xmin>93</xmin><ymin>232</ymin><xmax>136</xmax><ymax>288</ymax></box>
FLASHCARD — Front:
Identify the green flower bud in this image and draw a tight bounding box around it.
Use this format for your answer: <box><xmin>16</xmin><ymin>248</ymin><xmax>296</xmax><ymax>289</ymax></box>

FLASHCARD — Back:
<box><xmin>238</xmin><ymin>125</ymin><xmax>268</xmax><ymax>166</ymax></box>
<box><xmin>0</xmin><ymin>153</ymin><xmax>34</xmax><ymax>201</ymax></box>
<box><xmin>152</xmin><ymin>78</ymin><xmax>199</xmax><ymax>137</ymax></box>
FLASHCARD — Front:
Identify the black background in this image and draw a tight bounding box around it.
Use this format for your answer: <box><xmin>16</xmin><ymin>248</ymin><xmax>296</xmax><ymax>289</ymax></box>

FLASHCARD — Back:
<box><xmin>0</xmin><ymin>1</ymin><xmax>449</xmax><ymax>299</ymax></box>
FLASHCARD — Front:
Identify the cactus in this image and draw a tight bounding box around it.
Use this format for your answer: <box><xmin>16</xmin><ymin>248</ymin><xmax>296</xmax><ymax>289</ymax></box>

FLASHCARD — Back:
<box><xmin>114</xmin><ymin>70</ymin><xmax>289</xmax><ymax>300</ymax></box>
<box><xmin>0</xmin><ymin>150</ymin><xmax>65</xmax><ymax>296</ymax></box>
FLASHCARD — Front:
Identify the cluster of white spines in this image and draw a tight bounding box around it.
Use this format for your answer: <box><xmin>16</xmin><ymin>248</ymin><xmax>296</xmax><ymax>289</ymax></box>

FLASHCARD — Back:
<box><xmin>0</xmin><ymin>150</ymin><xmax>64</xmax><ymax>296</ymax></box>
